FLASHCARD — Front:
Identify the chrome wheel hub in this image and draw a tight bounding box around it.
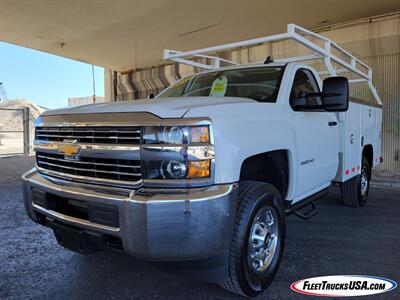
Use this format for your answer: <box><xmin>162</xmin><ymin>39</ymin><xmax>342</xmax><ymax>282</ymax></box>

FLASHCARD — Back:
<box><xmin>247</xmin><ymin>207</ymin><xmax>279</xmax><ymax>273</ymax></box>
<box><xmin>360</xmin><ymin>166</ymin><xmax>369</xmax><ymax>196</ymax></box>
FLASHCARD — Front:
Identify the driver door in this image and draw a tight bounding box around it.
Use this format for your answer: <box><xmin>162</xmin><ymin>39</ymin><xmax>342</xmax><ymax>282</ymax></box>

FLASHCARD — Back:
<box><xmin>288</xmin><ymin>68</ymin><xmax>339</xmax><ymax>199</ymax></box>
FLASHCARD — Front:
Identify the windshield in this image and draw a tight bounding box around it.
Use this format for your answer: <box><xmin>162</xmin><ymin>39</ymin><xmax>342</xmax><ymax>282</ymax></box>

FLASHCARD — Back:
<box><xmin>157</xmin><ymin>67</ymin><xmax>284</xmax><ymax>102</ymax></box>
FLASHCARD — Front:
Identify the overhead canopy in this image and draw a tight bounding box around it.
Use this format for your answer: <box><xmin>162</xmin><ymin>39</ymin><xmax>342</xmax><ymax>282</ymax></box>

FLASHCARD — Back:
<box><xmin>1</xmin><ymin>0</ymin><xmax>399</xmax><ymax>71</ymax></box>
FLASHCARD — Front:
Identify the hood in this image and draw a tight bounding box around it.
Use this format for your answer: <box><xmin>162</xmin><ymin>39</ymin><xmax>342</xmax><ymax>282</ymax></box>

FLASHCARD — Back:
<box><xmin>42</xmin><ymin>97</ymin><xmax>256</xmax><ymax>118</ymax></box>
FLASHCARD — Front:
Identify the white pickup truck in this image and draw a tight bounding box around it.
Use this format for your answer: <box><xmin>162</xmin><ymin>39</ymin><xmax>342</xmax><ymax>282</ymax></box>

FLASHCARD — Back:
<box><xmin>22</xmin><ymin>24</ymin><xmax>382</xmax><ymax>297</ymax></box>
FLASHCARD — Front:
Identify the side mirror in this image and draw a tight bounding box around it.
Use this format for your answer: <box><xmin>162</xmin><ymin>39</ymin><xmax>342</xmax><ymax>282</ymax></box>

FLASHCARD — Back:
<box><xmin>322</xmin><ymin>77</ymin><xmax>349</xmax><ymax>112</ymax></box>
<box><xmin>291</xmin><ymin>92</ymin><xmax>308</xmax><ymax>110</ymax></box>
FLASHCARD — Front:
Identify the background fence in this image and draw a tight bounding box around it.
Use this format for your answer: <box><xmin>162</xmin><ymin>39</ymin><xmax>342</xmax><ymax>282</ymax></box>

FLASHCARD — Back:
<box><xmin>0</xmin><ymin>107</ymin><xmax>30</xmax><ymax>156</ymax></box>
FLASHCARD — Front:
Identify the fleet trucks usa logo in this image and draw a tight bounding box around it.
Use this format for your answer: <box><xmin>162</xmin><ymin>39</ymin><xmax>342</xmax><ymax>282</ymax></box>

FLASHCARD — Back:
<box><xmin>290</xmin><ymin>275</ymin><xmax>397</xmax><ymax>297</ymax></box>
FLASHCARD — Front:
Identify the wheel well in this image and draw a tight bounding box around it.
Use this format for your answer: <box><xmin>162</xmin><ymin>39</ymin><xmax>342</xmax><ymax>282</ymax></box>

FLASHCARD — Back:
<box><xmin>363</xmin><ymin>145</ymin><xmax>373</xmax><ymax>167</ymax></box>
<box><xmin>239</xmin><ymin>150</ymin><xmax>289</xmax><ymax>199</ymax></box>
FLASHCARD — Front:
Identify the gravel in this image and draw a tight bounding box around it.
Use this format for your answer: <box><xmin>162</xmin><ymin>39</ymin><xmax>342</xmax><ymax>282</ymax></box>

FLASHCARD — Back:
<box><xmin>0</xmin><ymin>155</ymin><xmax>35</xmax><ymax>185</ymax></box>
<box><xmin>1</xmin><ymin>156</ymin><xmax>399</xmax><ymax>300</ymax></box>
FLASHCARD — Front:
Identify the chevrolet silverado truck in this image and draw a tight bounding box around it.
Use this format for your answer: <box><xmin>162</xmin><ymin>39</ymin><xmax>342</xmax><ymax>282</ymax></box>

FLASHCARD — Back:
<box><xmin>22</xmin><ymin>24</ymin><xmax>382</xmax><ymax>296</ymax></box>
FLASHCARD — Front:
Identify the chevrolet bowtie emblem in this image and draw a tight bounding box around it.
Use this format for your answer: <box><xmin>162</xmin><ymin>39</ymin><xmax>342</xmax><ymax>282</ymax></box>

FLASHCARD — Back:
<box><xmin>58</xmin><ymin>141</ymin><xmax>80</xmax><ymax>157</ymax></box>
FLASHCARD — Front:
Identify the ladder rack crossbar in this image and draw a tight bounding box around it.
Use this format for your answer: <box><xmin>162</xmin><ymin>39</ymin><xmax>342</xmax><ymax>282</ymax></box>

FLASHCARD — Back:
<box><xmin>163</xmin><ymin>23</ymin><xmax>381</xmax><ymax>105</ymax></box>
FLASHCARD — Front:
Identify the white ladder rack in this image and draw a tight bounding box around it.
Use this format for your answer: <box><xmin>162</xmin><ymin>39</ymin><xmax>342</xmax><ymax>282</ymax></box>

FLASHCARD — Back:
<box><xmin>164</xmin><ymin>23</ymin><xmax>381</xmax><ymax>105</ymax></box>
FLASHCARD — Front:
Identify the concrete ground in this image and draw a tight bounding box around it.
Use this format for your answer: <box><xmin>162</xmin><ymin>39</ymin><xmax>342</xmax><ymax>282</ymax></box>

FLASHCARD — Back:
<box><xmin>1</xmin><ymin>156</ymin><xmax>399</xmax><ymax>300</ymax></box>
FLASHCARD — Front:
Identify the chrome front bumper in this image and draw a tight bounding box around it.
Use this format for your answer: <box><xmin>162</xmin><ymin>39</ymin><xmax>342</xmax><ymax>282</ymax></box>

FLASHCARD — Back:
<box><xmin>22</xmin><ymin>168</ymin><xmax>238</xmax><ymax>261</ymax></box>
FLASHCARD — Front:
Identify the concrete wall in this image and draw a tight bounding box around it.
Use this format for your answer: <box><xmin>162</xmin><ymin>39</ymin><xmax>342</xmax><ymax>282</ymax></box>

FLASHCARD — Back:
<box><xmin>68</xmin><ymin>96</ymin><xmax>105</xmax><ymax>107</ymax></box>
<box><xmin>105</xmin><ymin>13</ymin><xmax>400</xmax><ymax>172</ymax></box>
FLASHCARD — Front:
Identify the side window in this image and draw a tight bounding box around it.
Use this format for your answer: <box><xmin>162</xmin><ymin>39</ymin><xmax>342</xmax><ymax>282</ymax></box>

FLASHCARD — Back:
<box><xmin>291</xmin><ymin>69</ymin><xmax>322</xmax><ymax>106</ymax></box>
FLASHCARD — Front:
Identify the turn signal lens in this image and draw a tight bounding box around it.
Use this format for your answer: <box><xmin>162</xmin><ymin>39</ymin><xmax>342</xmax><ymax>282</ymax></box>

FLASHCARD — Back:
<box><xmin>190</xmin><ymin>126</ymin><xmax>210</xmax><ymax>143</ymax></box>
<box><xmin>187</xmin><ymin>160</ymin><xmax>211</xmax><ymax>178</ymax></box>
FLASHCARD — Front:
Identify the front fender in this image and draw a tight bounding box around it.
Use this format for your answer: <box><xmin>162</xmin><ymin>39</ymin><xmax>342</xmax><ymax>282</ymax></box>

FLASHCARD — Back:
<box><xmin>184</xmin><ymin>102</ymin><xmax>298</xmax><ymax>199</ymax></box>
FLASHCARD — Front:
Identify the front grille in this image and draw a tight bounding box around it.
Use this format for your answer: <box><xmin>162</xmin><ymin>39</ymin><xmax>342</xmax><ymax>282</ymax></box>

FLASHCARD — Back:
<box><xmin>36</xmin><ymin>152</ymin><xmax>142</xmax><ymax>182</ymax></box>
<box><xmin>35</xmin><ymin>126</ymin><xmax>141</xmax><ymax>144</ymax></box>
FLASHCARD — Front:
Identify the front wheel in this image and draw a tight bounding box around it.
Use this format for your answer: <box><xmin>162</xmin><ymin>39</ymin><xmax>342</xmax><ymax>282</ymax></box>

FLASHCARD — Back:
<box><xmin>219</xmin><ymin>181</ymin><xmax>285</xmax><ymax>297</ymax></box>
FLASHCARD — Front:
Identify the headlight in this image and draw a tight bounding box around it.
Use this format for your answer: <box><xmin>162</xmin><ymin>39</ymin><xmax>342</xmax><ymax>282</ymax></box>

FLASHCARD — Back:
<box><xmin>141</xmin><ymin>123</ymin><xmax>214</xmax><ymax>184</ymax></box>
<box><xmin>143</xmin><ymin>125</ymin><xmax>209</xmax><ymax>144</ymax></box>
<box><xmin>160</xmin><ymin>160</ymin><xmax>187</xmax><ymax>179</ymax></box>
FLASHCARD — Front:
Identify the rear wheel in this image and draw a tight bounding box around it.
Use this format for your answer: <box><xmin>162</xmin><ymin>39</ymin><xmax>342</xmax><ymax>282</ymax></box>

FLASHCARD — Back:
<box><xmin>341</xmin><ymin>156</ymin><xmax>371</xmax><ymax>207</ymax></box>
<box><xmin>219</xmin><ymin>181</ymin><xmax>285</xmax><ymax>297</ymax></box>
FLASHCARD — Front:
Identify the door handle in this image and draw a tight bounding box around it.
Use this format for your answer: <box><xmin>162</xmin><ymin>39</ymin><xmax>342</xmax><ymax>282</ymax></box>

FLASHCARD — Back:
<box><xmin>328</xmin><ymin>121</ymin><xmax>337</xmax><ymax>127</ymax></box>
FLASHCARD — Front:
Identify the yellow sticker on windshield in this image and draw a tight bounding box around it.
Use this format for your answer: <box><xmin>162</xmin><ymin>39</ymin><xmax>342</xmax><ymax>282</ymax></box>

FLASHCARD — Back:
<box><xmin>175</xmin><ymin>76</ymin><xmax>193</xmax><ymax>87</ymax></box>
<box><xmin>210</xmin><ymin>76</ymin><xmax>227</xmax><ymax>97</ymax></box>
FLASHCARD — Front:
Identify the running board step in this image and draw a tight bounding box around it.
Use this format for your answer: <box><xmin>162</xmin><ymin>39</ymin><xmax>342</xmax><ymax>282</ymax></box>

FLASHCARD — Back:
<box><xmin>285</xmin><ymin>187</ymin><xmax>330</xmax><ymax>220</ymax></box>
<box><xmin>293</xmin><ymin>202</ymin><xmax>317</xmax><ymax>220</ymax></box>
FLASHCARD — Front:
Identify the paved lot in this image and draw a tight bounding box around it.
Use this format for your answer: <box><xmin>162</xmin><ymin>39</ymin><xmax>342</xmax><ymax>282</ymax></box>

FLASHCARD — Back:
<box><xmin>1</xmin><ymin>156</ymin><xmax>399</xmax><ymax>299</ymax></box>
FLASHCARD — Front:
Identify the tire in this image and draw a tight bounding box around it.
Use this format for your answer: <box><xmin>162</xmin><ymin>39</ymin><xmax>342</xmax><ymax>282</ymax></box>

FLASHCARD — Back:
<box><xmin>341</xmin><ymin>156</ymin><xmax>371</xmax><ymax>207</ymax></box>
<box><xmin>219</xmin><ymin>181</ymin><xmax>285</xmax><ymax>297</ymax></box>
